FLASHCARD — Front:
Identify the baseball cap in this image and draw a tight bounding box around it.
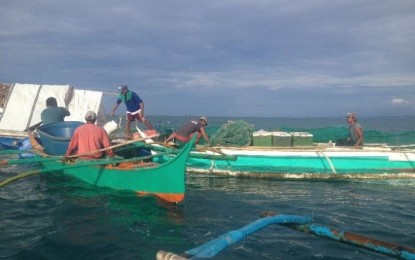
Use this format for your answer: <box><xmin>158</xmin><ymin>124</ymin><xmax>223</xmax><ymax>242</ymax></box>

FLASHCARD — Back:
<box><xmin>85</xmin><ymin>111</ymin><xmax>97</xmax><ymax>121</ymax></box>
<box><xmin>200</xmin><ymin>116</ymin><xmax>208</xmax><ymax>125</ymax></box>
<box><xmin>346</xmin><ymin>112</ymin><xmax>356</xmax><ymax>118</ymax></box>
<box><xmin>118</xmin><ymin>85</ymin><xmax>128</xmax><ymax>91</ymax></box>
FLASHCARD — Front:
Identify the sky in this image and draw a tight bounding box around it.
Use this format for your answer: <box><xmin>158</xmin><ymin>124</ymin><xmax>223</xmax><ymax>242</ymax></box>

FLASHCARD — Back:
<box><xmin>1</xmin><ymin>0</ymin><xmax>415</xmax><ymax>117</ymax></box>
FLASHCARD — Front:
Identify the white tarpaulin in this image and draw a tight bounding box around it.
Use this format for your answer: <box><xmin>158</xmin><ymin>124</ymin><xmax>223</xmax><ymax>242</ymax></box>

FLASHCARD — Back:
<box><xmin>66</xmin><ymin>89</ymin><xmax>104</xmax><ymax>122</ymax></box>
<box><xmin>0</xmin><ymin>83</ymin><xmax>105</xmax><ymax>134</ymax></box>
<box><xmin>28</xmin><ymin>84</ymin><xmax>72</xmax><ymax>128</ymax></box>
<box><xmin>0</xmin><ymin>84</ymin><xmax>41</xmax><ymax>131</ymax></box>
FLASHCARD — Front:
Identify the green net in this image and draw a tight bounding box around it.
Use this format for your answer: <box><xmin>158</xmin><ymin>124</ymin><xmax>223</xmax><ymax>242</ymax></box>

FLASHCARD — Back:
<box><xmin>210</xmin><ymin>120</ymin><xmax>254</xmax><ymax>147</ymax></box>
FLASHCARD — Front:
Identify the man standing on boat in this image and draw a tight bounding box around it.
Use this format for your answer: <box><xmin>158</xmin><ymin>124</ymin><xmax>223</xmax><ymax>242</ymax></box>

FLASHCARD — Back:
<box><xmin>65</xmin><ymin>111</ymin><xmax>114</xmax><ymax>159</ymax></box>
<box><xmin>110</xmin><ymin>85</ymin><xmax>154</xmax><ymax>137</ymax></box>
<box><xmin>164</xmin><ymin>117</ymin><xmax>210</xmax><ymax>145</ymax></box>
<box><xmin>346</xmin><ymin>112</ymin><xmax>364</xmax><ymax>148</ymax></box>
<box><xmin>41</xmin><ymin>97</ymin><xmax>70</xmax><ymax>125</ymax></box>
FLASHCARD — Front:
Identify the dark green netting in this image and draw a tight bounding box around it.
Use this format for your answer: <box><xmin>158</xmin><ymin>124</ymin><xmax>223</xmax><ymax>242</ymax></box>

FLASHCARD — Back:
<box><xmin>210</xmin><ymin>120</ymin><xmax>254</xmax><ymax>147</ymax></box>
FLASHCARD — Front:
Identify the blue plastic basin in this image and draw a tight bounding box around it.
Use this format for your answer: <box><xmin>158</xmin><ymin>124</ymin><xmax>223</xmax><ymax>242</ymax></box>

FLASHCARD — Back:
<box><xmin>37</xmin><ymin>121</ymin><xmax>84</xmax><ymax>155</ymax></box>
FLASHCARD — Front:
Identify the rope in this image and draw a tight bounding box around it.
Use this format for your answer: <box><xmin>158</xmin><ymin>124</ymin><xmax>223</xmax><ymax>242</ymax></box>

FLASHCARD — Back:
<box><xmin>317</xmin><ymin>151</ymin><xmax>336</xmax><ymax>173</ymax></box>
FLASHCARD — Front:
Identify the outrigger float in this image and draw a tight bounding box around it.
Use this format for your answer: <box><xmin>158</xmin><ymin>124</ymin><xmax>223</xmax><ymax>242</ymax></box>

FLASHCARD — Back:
<box><xmin>156</xmin><ymin>212</ymin><xmax>415</xmax><ymax>260</ymax></box>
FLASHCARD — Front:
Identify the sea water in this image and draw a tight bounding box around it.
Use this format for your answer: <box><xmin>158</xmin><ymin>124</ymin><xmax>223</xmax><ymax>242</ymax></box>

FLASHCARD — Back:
<box><xmin>1</xmin><ymin>116</ymin><xmax>414</xmax><ymax>259</ymax></box>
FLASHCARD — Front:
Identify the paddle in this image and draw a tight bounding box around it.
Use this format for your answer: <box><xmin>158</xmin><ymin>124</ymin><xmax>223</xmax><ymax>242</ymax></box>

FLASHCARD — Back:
<box><xmin>0</xmin><ymin>152</ymin><xmax>168</xmax><ymax>188</ymax></box>
<box><xmin>24</xmin><ymin>121</ymin><xmax>42</xmax><ymax>132</ymax></box>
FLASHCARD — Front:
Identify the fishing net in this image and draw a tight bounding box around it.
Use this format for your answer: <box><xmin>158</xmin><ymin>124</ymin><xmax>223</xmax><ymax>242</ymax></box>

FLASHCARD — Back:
<box><xmin>210</xmin><ymin>120</ymin><xmax>254</xmax><ymax>147</ymax></box>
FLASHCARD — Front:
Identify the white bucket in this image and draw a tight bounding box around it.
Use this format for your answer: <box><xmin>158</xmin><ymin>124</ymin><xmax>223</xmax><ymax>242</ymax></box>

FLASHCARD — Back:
<box><xmin>103</xmin><ymin>120</ymin><xmax>118</xmax><ymax>135</ymax></box>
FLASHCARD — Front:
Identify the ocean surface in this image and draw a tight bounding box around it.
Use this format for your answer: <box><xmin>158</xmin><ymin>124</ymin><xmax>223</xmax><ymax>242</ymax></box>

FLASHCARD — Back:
<box><xmin>1</xmin><ymin>116</ymin><xmax>415</xmax><ymax>259</ymax></box>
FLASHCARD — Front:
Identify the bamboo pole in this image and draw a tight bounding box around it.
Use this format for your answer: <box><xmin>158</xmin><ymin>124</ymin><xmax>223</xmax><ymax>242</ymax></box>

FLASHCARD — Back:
<box><xmin>0</xmin><ymin>156</ymin><xmax>63</xmax><ymax>165</ymax></box>
<box><xmin>66</xmin><ymin>134</ymin><xmax>159</xmax><ymax>159</ymax></box>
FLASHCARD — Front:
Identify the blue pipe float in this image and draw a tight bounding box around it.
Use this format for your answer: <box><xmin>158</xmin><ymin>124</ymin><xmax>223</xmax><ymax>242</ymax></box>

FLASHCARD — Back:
<box><xmin>184</xmin><ymin>214</ymin><xmax>311</xmax><ymax>259</ymax></box>
<box><xmin>156</xmin><ymin>212</ymin><xmax>415</xmax><ymax>260</ymax></box>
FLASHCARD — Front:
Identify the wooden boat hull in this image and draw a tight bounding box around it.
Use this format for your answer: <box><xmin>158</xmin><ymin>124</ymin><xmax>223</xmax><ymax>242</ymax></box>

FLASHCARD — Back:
<box><xmin>40</xmin><ymin>137</ymin><xmax>194</xmax><ymax>203</ymax></box>
<box><xmin>186</xmin><ymin>146</ymin><xmax>415</xmax><ymax>179</ymax></box>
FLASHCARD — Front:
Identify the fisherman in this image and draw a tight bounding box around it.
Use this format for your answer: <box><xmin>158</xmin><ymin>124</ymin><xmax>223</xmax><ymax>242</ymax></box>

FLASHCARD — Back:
<box><xmin>110</xmin><ymin>85</ymin><xmax>154</xmax><ymax>138</ymax></box>
<box><xmin>336</xmin><ymin>112</ymin><xmax>364</xmax><ymax>148</ymax></box>
<box><xmin>41</xmin><ymin>97</ymin><xmax>70</xmax><ymax>125</ymax></box>
<box><xmin>164</xmin><ymin>117</ymin><xmax>209</xmax><ymax>145</ymax></box>
<box><xmin>65</xmin><ymin>111</ymin><xmax>114</xmax><ymax>159</ymax></box>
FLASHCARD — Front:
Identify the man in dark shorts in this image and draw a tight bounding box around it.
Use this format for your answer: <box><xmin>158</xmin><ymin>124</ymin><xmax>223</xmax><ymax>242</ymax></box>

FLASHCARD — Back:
<box><xmin>110</xmin><ymin>85</ymin><xmax>154</xmax><ymax>137</ymax></box>
<box><xmin>164</xmin><ymin>117</ymin><xmax>209</xmax><ymax>145</ymax></box>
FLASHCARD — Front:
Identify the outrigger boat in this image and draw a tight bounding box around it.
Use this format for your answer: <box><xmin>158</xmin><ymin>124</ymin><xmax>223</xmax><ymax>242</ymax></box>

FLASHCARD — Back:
<box><xmin>1</xmin><ymin>121</ymin><xmax>197</xmax><ymax>203</ymax></box>
<box><xmin>186</xmin><ymin>144</ymin><xmax>415</xmax><ymax>179</ymax></box>
<box><xmin>138</xmin><ymin>127</ymin><xmax>415</xmax><ymax>179</ymax></box>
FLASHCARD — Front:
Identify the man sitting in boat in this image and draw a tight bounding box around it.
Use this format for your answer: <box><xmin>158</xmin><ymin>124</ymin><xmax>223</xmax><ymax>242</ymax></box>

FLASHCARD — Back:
<box><xmin>65</xmin><ymin>111</ymin><xmax>114</xmax><ymax>159</ymax></box>
<box><xmin>41</xmin><ymin>97</ymin><xmax>70</xmax><ymax>125</ymax></box>
<box><xmin>336</xmin><ymin>112</ymin><xmax>364</xmax><ymax>148</ymax></box>
<box><xmin>164</xmin><ymin>117</ymin><xmax>210</xmax><ymax>145</ymax></box>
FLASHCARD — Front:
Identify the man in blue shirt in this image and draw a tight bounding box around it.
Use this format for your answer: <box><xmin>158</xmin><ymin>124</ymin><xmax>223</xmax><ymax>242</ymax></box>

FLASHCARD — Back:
<box><xmin>41</xmin><ymin>97</ymin><xmax>70</xmax><ymax>125</ymax></box>
<box><xmin>111</xmin><ymin>85</ymin><xmax>154</xmax><ymax>137</ymax></box>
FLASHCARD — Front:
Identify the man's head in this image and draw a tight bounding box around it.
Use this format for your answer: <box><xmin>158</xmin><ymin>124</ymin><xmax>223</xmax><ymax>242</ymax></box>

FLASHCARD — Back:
<box><xmin>118</xmin><ymin>85</ymin><xmax>128</xmax><ymax>94</ymax></box>
<box><xmin>199</xmin><ymin>116</ymin><xmax>208</xmax><ymax>126</ymax></box>
<box><xmin>85</xmin><ymin>111</ymin><xmax>97</xmax><ymax>123</ymax></box>
<box><xmin>46</xmin><ymin>97</ymin><xmax>57</xmax><ymax>107</ymax></box>
<box><xmin>346</xmin><ymin>112</ymin><xmax>357</xmax><ymax>123</ymax></box>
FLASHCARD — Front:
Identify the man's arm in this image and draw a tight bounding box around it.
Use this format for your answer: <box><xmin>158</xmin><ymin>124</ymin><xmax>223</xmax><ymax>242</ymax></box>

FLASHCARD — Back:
<box><xmin>353</xmin><ymin>127</ymin><xmax>364</xmax><ymax>148</ymax></box>
<box><xmin>102</xmin><ymin>130</ymin><xmax>114</xmax><ymax>156</ymax></box>
<box><xmin>111</xmin><ymin>103</ymin><xmax>120</xmax><ymax>116</ymax></box>
<box><xmin>139</xmin><ymin>101</ymin><xmax>145</xmax><ymax>117</ymax></box>
<box><xmin>200</xmin><ymin>127</ymin><xmax>209</xmax><ymax>144</ymax></box>
<box><xmin>66</xmin><ymin>131</ymin><xmax>78</xmax><ymax>156</ymax></box>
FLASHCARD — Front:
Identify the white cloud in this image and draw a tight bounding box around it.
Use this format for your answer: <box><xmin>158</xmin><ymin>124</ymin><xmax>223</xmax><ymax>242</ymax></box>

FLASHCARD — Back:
<box><xmin>1</xmin><ymin>1</ymin><xmax>415</xmax><ymax>116</ymax></box>
<box><xmin>391</xmin><ymin>98</ymin><xmax>411</xmax><ymax>105</ymax></box>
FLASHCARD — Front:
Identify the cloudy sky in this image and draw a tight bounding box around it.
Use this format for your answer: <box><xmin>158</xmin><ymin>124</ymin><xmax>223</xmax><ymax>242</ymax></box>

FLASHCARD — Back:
<box><xmin>1</xmin><ymin>0</ymin><xmax>414</xmax><ymax>117</ymax></box>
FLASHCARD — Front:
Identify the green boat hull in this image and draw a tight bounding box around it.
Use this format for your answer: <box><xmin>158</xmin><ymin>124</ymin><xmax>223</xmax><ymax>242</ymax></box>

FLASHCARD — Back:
<box><xmin>186</xmin><ymin>147</ymin><xmax>415</xmax><ymax>179</ymax></box>
<box><xmin>41</xmin><ymin>136</ymin><xmax>196</xmax><ymax>203</ymax></box>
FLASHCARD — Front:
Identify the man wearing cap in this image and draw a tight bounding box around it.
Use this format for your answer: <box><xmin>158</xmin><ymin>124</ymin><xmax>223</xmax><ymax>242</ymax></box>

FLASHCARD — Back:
<box><xmin>65</xmin><ymin>111</ymin><xmax>114</xmax><ymax>159</ymax></box>
<box><xmin>164</xmin><ymin>117</ymin><xmax>209</xmax><ymax>145</ymax></box>
<box><xmin>110</xmin><ymin>85</ymin><xmax>154</xmax><ymax>137</ymax></box>
<box><xmin>345</xmin><ymin>112</ymin><xmax>364</xmax><ymax>148</ymax></box>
